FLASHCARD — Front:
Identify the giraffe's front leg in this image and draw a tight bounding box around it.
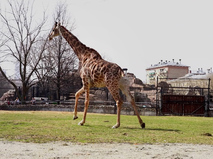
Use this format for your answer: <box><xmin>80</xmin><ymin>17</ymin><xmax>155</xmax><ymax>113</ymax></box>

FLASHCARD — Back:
<box><xmin>78</xmin><ymin>89</ymin><xmax>89</xmax><ymax>126</ymax></box>
<box><xmin>78</xmin><ymin>79</ymin><xmax>90</xmax><ymax>126</ymax></box>
<box><xmin>73</xmin><ymin>87</ymin><xmax>84</xmax><ymax>120</ymax></box>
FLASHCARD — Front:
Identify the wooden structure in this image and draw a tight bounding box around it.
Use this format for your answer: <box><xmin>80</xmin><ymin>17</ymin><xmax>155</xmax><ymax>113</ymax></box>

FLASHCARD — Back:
<box><xmin>161</xmin><ymin>95</ymin><xmax>205</xmax><ymax>116</ymax></box>
<box><xmin>156</xmin><ymin>78</ymin><xmax>210</xmax><ymax>116</ymax></box>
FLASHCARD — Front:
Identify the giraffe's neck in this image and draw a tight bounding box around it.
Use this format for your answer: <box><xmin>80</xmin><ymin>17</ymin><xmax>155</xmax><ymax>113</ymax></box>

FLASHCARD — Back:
<box><xmin>59</xmin><ymin>25</ymin><xmax>102</xmax><ymax>61</ymax></box>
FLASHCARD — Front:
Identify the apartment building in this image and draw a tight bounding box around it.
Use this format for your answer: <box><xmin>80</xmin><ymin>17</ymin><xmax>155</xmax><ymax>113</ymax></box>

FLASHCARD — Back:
<box><xmin>146</xmin><ymin>59</ymin><xmax>189</xmax><ymax>85</ymax></box>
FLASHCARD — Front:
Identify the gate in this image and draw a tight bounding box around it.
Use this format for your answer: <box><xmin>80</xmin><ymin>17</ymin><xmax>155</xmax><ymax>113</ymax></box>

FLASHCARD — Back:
<box><xmin>161</xmin><ymin>95</ymin><xmax>205</xmax><ymax>116</ymax></box>
<box><xmin>156</xmin><ymin>78</ymin><xmax>211</xmax><ymax>116</ymax></box>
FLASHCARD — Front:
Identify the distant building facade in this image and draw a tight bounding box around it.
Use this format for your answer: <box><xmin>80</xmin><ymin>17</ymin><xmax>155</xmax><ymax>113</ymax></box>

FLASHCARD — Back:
<box><xmin>167</xmin><ymin>70</ymin><xmax>213</xmax><ymax>89</ymax></box>
<box><xmin>146</xmin><ymin>59</ymin><xmax>189</xmax><ymax>85</ymax></box>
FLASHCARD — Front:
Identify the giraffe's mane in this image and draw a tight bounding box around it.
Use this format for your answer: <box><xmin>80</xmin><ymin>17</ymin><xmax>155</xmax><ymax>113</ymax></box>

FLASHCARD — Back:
<box><xmin>60</xmin><ymin>25</ymin><xmax>102</xmax><ymax>60</ymax></box>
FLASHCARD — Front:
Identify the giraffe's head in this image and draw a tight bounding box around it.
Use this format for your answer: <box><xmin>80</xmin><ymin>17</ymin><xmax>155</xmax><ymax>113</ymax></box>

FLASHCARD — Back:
<box><xmin>49</xmin><ymin>22</ymin><xmax>60</xmax><ymax>40</ymax></box>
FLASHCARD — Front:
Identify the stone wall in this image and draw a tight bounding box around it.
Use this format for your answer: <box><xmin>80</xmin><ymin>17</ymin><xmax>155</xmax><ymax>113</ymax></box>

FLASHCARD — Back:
<box><xmin>0</xmin><ymin>103</ymin><xmax>156</xmax><ymax>116</ymax></box>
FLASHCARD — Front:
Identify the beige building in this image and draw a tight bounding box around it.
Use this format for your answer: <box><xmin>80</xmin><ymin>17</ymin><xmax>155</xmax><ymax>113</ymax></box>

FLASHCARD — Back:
<box><xmin>146</xmin><ymin>59</ymin><xmax>189</xmax><ymax>85</ymax></box>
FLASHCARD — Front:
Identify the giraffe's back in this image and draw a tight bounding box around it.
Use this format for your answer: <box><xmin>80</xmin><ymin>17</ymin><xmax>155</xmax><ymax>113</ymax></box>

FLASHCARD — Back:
<box><xmin>81</xmin><ymin>59</ymin><xmax>124</xmax><ymax>88</ymax></box>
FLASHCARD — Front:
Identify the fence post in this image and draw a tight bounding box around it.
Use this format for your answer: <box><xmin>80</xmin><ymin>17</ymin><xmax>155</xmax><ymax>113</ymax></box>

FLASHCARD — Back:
<box><xmin>156</xmin><ymin>76</ymin><xmax>161</xmax><ymax>116</ymax></box>
<box><xmin>205</xmin><ymin>78</ymin><xmax>211</xmax><ymax>117</ymax></box>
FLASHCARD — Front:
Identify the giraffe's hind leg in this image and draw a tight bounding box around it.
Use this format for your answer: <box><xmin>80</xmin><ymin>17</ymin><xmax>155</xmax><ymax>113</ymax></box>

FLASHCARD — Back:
<box><xmin>106</xmin><ymin>83</ymin><xmax>123</xmax><ymax>128</ymax></box>
<box><xmin>112</xmin><ymin>98</ymin><xmax>123</xmax><ymax>129</ymax></box>
<box><xmin>119</xmin><ymin>77</ymin><xmax>145</xmax><ymax>129</ymax></box>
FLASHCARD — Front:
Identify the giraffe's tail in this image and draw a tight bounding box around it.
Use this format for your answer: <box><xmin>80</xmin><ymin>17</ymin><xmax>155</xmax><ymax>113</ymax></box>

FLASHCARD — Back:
<box><xmin>119</xmin><ymin>76</ymin><xmax>130</xmax><ymax>87</ymax></box>
<box><xmin>119</xmin><ymin>75</ymin><xmax>132</xmax><ymax>101</ymax></box>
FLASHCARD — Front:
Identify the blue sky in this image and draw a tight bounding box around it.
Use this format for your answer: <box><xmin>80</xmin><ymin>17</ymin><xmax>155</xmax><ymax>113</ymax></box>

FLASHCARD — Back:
<box><xmin>1</xmin><ymin>0</ymin><xmax>213</xmax><ymax>82</ymax></box>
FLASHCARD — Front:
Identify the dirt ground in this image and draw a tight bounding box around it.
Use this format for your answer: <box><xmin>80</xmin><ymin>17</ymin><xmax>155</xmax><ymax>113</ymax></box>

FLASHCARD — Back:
<box><xmin>0</xmin><ymin>140</ymin><xmax>213</xmax><ymax>159</ymax></box>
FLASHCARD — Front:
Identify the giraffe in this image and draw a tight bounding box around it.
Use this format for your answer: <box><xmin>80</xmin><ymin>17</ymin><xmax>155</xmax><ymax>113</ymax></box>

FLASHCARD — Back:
<box><xmin>49</xmin><ymin>22</ymin><xmax>145</xmax><ymax>129</ymax></box>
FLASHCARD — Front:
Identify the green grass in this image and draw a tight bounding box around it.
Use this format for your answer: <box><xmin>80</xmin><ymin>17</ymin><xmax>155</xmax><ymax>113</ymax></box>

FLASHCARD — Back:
<box><xmin>0</xmin><ymin>111</ymin><xmax>212</xmax><ymax>144</ymax></box>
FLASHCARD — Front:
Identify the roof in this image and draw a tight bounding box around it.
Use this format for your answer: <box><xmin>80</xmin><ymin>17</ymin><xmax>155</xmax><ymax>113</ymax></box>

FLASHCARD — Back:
<box><xmin>179</xmin><ymin>73</ymin><xmax>211</xmax><ymax>80</ymax></box>
<box><xmin>146</xmin><ymin>61</ymin><xmax>189</xmax><ymax>70</ymax></box>
<box><xmin>167</xmin><ymin>73</ymin><xmax>212</xmax><ymax>83</ymax></box>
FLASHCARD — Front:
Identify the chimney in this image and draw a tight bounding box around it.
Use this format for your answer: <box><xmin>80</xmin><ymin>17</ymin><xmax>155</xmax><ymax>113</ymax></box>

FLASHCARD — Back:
<box><xmin>198</xmin><ymin>68</ymin><xmax>200</xmax><ymax>73</ymax></box>
<box><xmin>207</xmin><ymin>69</ymin><xmax>210</xmax><ymax>73</ymax></box>
<box><xmin>179</xmin><ymin>59</ymin><xmax>181</xmax><ymax>64</ymax></box>
<box><xmin>172</xmin><ymin>59</ymin><xmax>174</xmax><ymax>63</ymax></box>
<box><xmin>123</xmin><ymin>68</ymin><xmax>128</xmax><ymax>75</ymax></box>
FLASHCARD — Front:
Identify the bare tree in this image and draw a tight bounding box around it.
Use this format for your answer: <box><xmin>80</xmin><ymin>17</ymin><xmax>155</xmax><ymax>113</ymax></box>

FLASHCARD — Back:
<box><xmin>0</xmin><ymin>0</ymin><xmax>48</xmax><ymax>102</ymax></box>
<box><xmin>36</xmin><ymin>3</ymin><xmax>77</xmax><ymax>101</ymax></box>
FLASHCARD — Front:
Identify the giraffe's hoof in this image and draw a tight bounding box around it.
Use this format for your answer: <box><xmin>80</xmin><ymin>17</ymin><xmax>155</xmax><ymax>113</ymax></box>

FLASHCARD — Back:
<box><xmin>112</xmin><ymin>124</ymin><xmax>120</xmax><ymax>129</ymax></box>
<box><xmin>141</xmin><ymin>123</ymin><xmax>145</xmax><ymax>129</ymax></box>
<box><xmin>73</xmin><ymin>116</ymin><xmax>78</xmax><ymax>120</ymax></box>
<box><xmin>78</xmin><ymin>121</ymin><xmax>84</xmax><ymax>126</ymax></box>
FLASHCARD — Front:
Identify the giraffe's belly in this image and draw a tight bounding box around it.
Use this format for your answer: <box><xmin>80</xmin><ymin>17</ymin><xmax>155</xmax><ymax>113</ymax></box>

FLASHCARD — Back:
<box><xmin>91</xmin><ymin>79</ymin><xmax>106</xmax><ymax>88</ymax></box>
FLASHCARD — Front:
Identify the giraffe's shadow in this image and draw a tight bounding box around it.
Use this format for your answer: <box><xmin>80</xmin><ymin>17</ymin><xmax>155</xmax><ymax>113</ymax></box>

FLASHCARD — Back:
<box><xmin>144</xmin><ymin>128</ymin><xmax>180</xmax><ymax>132</ymax></box>
<box><xmin>122</xmin><ymin>127</ymin><xmax>180</xmax><ymax>132</ymax></box>
<box><xmin>83</xmin><ymin>124</ymin><xmax>180</xmax><ymax>132</ymax></box>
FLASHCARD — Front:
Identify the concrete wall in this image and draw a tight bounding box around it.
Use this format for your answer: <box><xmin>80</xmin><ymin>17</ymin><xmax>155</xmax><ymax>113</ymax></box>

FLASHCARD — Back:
<box><xmin>168</xmin><ymin>66</ymin><xmax>189</xmax><ymax>78</ymax></box>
